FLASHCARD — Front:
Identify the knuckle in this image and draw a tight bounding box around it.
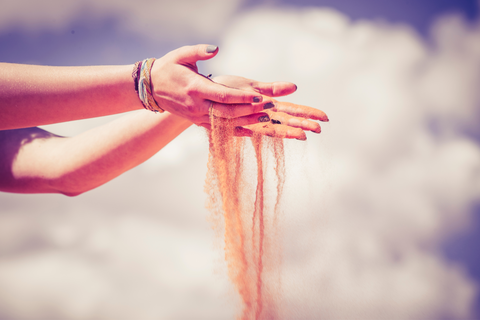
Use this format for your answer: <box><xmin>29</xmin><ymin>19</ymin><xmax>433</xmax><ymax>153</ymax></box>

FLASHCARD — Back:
<box><xmin>214</xmin><ymin>89</ymin><xmax>229</xmax><ymax>103</ymax></box>
<box><xmin>169</xmin><ymin>46</ymin><xmax>186</xmax><ymax>58</ymax></box>
<box><xmin>186</xmin><ymin>103</ymin><xmax>199</xmax><ymax>116</ymax></box>
<box><xmin>185</xmin><ymin>81</ymin><xmax>201</xmax><ymax>96</ymax></box>
<box><xmin>252</xmin><ymin>82</ymin><xmax>265</xmax><ymax>95</ymax></box>
<box><xmin>271</xmin><ymin>85</ymin><xmax>278</xmax><ymax>96</ymax></box>
<box><xmin>178</xmin><ymin>45</ymin><xmax>190</xmax><ymax>55</ymax></box>
<box><xmin>191</xmin><ymin>116</ymin><xmax>202</xmax><ymax>125</ymax></box>
<box><xmin>220</xmin><ymin>106</ymin><xmax>235</xmax><ymax>119</ymax></box>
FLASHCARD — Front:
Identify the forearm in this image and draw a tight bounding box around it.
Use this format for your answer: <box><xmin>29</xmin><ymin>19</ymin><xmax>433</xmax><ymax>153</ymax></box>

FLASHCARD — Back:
<box><xmin>0</xmin><ymin>63</ymin><xmax>144</xmax><ymax>130</ymax></box>
<box><xmin>3</xmin><ymin>111</ymin><xmax>192</xmax><ymax>195</ymax></box>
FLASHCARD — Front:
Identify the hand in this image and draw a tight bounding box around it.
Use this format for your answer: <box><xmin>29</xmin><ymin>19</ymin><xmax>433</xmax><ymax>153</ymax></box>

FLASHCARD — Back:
<box><xmin>150</xmin><ymin>44</ymin><xmax>271</xmax><ymax>127</ymax></box>
<box><xmin>211</xmin><ymin>75</ymin><xmax>329</xmax><ymax>140</ymax></box>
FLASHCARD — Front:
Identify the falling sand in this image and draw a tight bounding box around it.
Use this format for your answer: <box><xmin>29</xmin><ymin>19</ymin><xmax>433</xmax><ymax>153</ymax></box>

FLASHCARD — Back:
<box><xmin>205</xmin><ymin>115</ymin><xmax>287</xmax><ymax>320</ymax></box>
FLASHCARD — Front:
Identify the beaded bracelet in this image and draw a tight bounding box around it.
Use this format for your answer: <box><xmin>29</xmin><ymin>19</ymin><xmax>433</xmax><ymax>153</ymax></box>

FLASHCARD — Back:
<box><xmin>133</xmin><ymin>58</ymin><xmax>164</xmax><ymax>113</ymax></box>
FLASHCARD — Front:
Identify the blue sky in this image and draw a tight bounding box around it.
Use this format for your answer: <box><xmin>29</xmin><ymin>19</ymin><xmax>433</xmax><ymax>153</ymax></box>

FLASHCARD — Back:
<box><xmin>1</xmin><ymin>0</ymin><xmax>478</xmax><ymax>65</ymax></box>
<box><xmin>276</xmin><ymin>0</ymin><xmax>478</xmax><ymax>33</ymax></box>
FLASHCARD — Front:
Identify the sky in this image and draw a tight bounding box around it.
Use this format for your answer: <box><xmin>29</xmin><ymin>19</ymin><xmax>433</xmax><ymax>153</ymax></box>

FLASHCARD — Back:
<box><xmin>1</xmin><ymin>0</ymin><xmax>480</xmax><ymax>319</ymax></box>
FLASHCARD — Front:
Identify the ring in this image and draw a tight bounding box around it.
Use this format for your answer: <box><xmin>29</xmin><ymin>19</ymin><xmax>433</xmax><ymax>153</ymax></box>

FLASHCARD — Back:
<box><xmin>202</xmin><ymin>73</ymin><xmax>213</xmax><ymax>80</ymax></box>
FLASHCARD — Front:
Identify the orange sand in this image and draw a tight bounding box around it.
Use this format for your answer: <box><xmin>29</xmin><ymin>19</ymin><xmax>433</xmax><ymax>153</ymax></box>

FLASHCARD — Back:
<box><xmin>205</xmin><ymin>114</ymin><xmax>286</xmax><ymax>320</ymax></box>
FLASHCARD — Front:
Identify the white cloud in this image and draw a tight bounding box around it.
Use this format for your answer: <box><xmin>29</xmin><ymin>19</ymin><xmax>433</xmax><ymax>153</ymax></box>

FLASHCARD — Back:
<box><xmin>213</xmin><ymin>7</ymin><xmax>480</xmax><ymax>319</ymax></box>
<box><xmin>0</xmin><ymin>0</ymin><xmax>243</xmax><ymax>41</ymax></box>
<box><xmin>419</xmin><ymin>14</ymin><xmax>480</xmax><ymax>129</ymax></box>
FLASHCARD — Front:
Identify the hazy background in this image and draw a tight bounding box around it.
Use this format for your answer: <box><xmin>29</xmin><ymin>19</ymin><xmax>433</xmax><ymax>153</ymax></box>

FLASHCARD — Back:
<box><xmin>1</xmin><ymin>0</ymin><xmax>480</xmax><ymax>319</ymax></box>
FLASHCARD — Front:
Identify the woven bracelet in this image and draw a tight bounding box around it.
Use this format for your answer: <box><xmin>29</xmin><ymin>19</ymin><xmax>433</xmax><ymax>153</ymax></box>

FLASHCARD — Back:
<box><xmin>133</xmin><ymin>58</ymin><xmax>164</xmax><ymax>113</ymax></box>
<box><xmin>132</xmin><ymin>61</ymin><xmax>142</xmax><ymax>93</ymax></box>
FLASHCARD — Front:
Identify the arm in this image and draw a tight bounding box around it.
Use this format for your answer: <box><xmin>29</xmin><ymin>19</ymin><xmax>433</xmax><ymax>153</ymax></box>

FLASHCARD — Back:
<box><xmin>0</xmin><ymin>44</ymin><xmax>264</xmax><ymax>130</ymax></box>
<box><xmin>0</xmin><ymin>75</ymin><xmax>327</xmax><ymax>196</ymax></box>
<box><xmin>0</xmin><ymin>63</ymin><xmax>143</xmax><ymax>129</ymax></box>
<box><xmin>0</xmin><ymin>111</ymin><xmax>191</xmax><ymax>196</ymax></box>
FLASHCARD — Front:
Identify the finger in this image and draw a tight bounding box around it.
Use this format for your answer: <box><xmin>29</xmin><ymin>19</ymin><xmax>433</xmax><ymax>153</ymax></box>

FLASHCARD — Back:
<box><xmin>213</xmin><ymin>122</ymin><xmax>307</xmax><ymax>140</ymax></box>
<box><xmin>267</xmin><ymin>111</ymin><xmax>321</xmax><ymax>133</ymax></box>
<box><xmin>245</xmin><ymin>122</ymin><xmax>307</xmax><ymax>140</ymax></box>
<box><xmin>197</xmin><ymin>121</ymin><xmax>256</xmax><ymax>138</ymax></box>
<box><xmin>212</xmin><ymin>76</ymin><xmax>297</xmax><ymax>97</ymax></box>
<box><xmin>195</xmin><ymin>112</ymin><xmax>270</xmax><ymax>127</ymax></box>
<box><xmin>199</xmin><ymin>123</ymin><xmax>211</xmax><ymax>130</ymax></box>
<box><xmin>252</xmin><ymin>81</ymin><xmax>297</xmax><ymax>97</ymax></box>
<box><xmin>201</xmin><ymin>79</ymin><xmax>263</xmax><ymax>104</ymax></box>
<box><xmin>209</xmin><ymin>100</ymin><xmax>274</xmax><ymax>119</ymax></box>
<box><xmin>273</xmin><ymin>100</ymin><xmax>329</xmax><ymax>122</ymax></box>
<box><xmin>173</xmin><ymin>44</ymin><xmax>219</xmax><ymax>64</ymax></box>
<box><xmin>199</xmin><ymin>113</ymin><xmax>270</xmax><ymax>127</ymax></box>
<box><xmin>234</xmin><ymin>127</ymin><xmax>253</xmax><ymax>137</ymax></box>
<box><xmin>230</xmin><ymin>113</ymin><xmax>271</xmax><ymax>127</ymax></box>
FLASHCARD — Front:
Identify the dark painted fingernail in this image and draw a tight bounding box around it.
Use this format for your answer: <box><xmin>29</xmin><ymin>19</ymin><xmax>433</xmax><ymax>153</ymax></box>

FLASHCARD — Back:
<box><xmin>271</xmin><ymin>119</ymin><xmax>281</xmax><ymax>124</ymax></box>
<box><xmin>206</xmin><ymin>45</ymin><xmax>218</xmax><ymax>53</ymax></box>
<box><xmin>263</xmin><ymin>102</ymin><xmax>275</xmax><ymax>109</ymax></box>
<box><xmin>294</xmin><ymin>84</ymin><xmax>298</xmax><ymax>91</ymax></box>
<box><xmin>259</xmin><ymin>115</ymin><xmax>270</xmax><ymax>122</ymax></box>
<box><xmin>253</xmin><ymin>96</ymin><xmax>262</xmax><ymax>103</ymax></box>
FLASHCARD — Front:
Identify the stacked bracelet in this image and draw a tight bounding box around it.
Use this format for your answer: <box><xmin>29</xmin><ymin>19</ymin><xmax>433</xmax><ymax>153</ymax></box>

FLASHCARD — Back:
<box><xmin>132</xmin><ymin>61</ymin><xmax>141</xmax><ymax>92</ymax></box>
<box><xmin>132</xmin><ymin>58</ymin><xmax>164</xmax><ymax>113</ymax></box>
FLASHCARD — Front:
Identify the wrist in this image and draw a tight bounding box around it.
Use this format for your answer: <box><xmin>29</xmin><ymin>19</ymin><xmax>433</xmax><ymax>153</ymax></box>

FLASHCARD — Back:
<box><xmin>132</xmin><ymin>59</ymin><xmax>165</xmax><ymax>113</ymax></box>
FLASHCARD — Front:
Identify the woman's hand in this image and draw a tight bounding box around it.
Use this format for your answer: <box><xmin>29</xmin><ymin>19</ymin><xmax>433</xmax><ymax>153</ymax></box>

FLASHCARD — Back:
<box><xmin>211</xmin><ymin>75</ymin><xmax>329</xmax><ymax>140</ymax></box>
<box><xmin>151</xmin><ymin>45</ymin><xmax>275</xmax><ymax>127</ymax></box>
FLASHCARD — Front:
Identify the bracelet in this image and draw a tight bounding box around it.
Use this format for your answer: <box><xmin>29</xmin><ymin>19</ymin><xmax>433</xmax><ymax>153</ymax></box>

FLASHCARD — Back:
<box><xmin>133</xmin><ymin>58</ymin><xmax>164</xmax><ymax>113</ymax></box>
<box><xmin>132</xmin><ymin>61</ymin><xmax>142</xmax><ymax>93</ymax></box>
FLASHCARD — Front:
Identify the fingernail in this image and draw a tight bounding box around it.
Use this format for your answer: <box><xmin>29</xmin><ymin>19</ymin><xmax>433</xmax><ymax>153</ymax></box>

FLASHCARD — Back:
<box><xmin>263</xmin><ymin>102</ymin><xmax>275</xmax><ymax>109</ymax></box>
<box><xmin>294</xmin><ymin>84</ymin><xmax>298</xmax><ymax>91</ymax></box>
<box><xmin>271</xmin><ymin>119</ymin><xmax>281</xmax><ymax>124</ymax></box>
<box><xmin>259</xmin><ymin>115</ymin><xmax>270</xmax><ymax>122</ymax></box>
<box><xmin>296</xmin><ymin>137</ymin><xmax>307</xmax><ymax>141</ymax></box>
<box><xmin>253</xmin><ymin>96</ymin><xmax>262</xmax><ymax>103</ymax></box>
<box><xmin>206</xmin><ymin>45</ymin><xmax>218</xmax><ymax>53</ymax></box>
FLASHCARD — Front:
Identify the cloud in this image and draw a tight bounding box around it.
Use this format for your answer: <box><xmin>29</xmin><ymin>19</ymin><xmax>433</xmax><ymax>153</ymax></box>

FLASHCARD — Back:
<box><xmin>0</xmin><ymin>0</ymin><xmax>244</xmax><ymax>42</ymax></box>
<box><xmin>212</xmin><ymin>7</ymin><xmax>480</xmax><ymax>319</ymax></box>
<box><xmin>1</xmin><ymin>5</ymin><xmax>480</xmax><ymax>320</ymax></box>
<box><xmin>0</xmin><ymin>156</ymin><xmax>237</xmax><ymax>320</ymax></box>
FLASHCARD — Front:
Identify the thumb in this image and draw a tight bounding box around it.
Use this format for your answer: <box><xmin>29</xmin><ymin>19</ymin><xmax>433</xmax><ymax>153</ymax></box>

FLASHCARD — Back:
<box><xmin>173</xmin><ymin>44</ymin><xmax>219</xmax><ymax>65</ymax></box>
